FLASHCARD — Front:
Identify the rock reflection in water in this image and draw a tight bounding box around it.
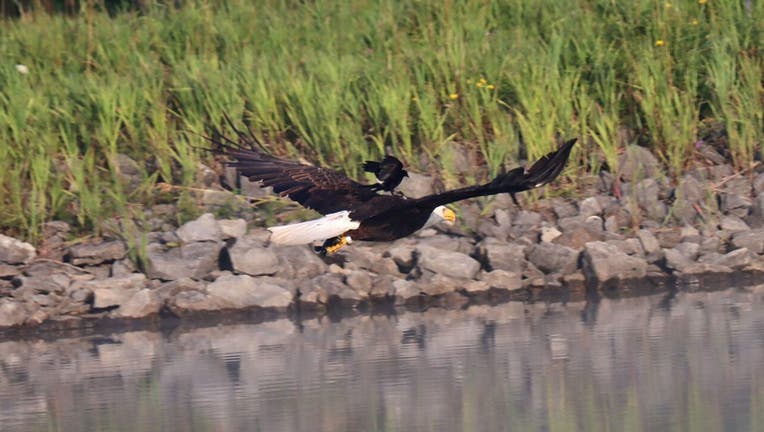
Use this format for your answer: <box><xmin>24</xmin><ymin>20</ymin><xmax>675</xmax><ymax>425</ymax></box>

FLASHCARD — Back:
<box><xmin>1</xmin><ymin>287</ymin><xmax>764</xmax><ymax>432</ymax></box>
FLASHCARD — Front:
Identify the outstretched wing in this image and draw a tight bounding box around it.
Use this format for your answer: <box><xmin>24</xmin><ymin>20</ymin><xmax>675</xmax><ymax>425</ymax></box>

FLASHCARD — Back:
<box><xmin>207</xmin><ymin>123</ymin><xmax>377</xmax><ymax>215</ymax></box>
<box><xmin>413</xmin><ymin>138</ymin><xmax>577</xmax><ymax>209</ymax></box>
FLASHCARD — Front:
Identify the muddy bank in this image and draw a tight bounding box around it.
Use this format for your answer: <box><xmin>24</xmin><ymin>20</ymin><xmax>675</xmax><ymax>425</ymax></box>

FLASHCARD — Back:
<box><xmin>1</xmin><ymin>144</ymin><xmax>764</xmax><ymax>331</ymax></box>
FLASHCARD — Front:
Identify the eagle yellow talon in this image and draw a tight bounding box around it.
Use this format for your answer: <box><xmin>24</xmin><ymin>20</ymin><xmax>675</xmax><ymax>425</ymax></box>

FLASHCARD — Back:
<box><xmin>316</xmin><ymin>235</ymin><xmax>352</xmax><ymax>256</ymax></box>
<box><xmin>325</xmin><ymin>235</ymin><xmax>351</xmax><ymax>254</ymax></box>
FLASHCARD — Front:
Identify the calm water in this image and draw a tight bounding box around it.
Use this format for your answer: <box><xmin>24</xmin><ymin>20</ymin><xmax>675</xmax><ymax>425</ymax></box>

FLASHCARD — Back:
<box><xmin>2</xmin><ymin>286</ymin><xmax>764</xmax><ymax>432</ymax></box>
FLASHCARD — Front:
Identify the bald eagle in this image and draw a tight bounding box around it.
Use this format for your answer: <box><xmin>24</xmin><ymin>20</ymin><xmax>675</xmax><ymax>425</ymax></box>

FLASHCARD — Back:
<box><xmin>210</xmin><ymin>125</ymin><xmax>576</xmax><ymax>255</ymax></box>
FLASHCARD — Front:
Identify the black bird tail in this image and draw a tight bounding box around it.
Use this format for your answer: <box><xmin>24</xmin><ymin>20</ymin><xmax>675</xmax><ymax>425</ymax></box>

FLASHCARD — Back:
<box><xmin>362</xmin><ymin>160</ymin><xmax>380</xmax><ymax>173</ymax></box>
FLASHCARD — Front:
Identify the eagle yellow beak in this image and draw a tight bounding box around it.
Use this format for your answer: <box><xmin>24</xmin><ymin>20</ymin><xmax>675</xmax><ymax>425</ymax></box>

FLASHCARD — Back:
<box><xmin>443</xmin><ymin>207</ymin><xmax>456</xmax><ymax>226</ymax></box>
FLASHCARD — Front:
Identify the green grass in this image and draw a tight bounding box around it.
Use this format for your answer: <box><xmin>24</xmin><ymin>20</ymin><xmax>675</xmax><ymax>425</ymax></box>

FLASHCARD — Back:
<box><xmin>1</xmin><ymin>0</ymin><xmax>763</xmax><ymax>242</ymax></box>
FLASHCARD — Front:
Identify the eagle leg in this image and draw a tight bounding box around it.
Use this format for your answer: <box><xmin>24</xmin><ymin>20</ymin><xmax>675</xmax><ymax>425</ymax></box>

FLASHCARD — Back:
<box><xmin>314</xmin><ymin>235</ymin><xmax>352</xmax><ymax>256</ymax></box>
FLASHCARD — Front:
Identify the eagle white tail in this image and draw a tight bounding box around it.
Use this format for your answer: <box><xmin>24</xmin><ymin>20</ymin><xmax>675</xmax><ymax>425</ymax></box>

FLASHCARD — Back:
<box><xmin>267</xmin><ymin>211</ymin><xmax>361</xmax><ymax>245</ymax></box>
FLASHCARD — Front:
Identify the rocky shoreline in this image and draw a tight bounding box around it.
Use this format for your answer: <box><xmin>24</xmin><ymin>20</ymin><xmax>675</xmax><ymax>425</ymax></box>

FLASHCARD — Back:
<box><xmin>1</xmin><ymin>144</ymin><xmax>764</xmax><ymax>332</ymax></box>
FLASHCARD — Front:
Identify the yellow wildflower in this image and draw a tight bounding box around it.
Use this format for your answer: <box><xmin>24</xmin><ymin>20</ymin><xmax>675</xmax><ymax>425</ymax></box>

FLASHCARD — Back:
<box><xmin>698</xmin><ymin>0</ymin><xmax>707</xmax><ymax>4</ymax></box>
<box><xmin>691</xmin><ymin>19</ymin><xmax>699</xmax><ymax>25</ymax></box>
<box><xmin>476</xmin><ymin>82</ymin><xmax>484</xmax><ymax>88</ymax></box>
<box><xmin>655</xmin><ymin>39</ymin><xmax>666</xmax><ymax>47</ymax></box>
<box><xmin>449</xmin><ymin>93</ymin><xmax>459</xmax><ymax>100</ymax></box>
<box><xmin>486</xmin><ymin>84</ymin><xmax>495</xmax><ymax>90</ymax></box>
<box><xmin>664</xmin><ymin>2</ymin><xmax>671</xmax><ymax>8</ymax></box>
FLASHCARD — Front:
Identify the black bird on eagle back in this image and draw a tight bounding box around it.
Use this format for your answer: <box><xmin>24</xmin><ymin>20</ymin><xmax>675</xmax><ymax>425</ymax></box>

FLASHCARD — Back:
<box><xmin>208</xmin><ymin>118</ymin><xmax>576</xmax><ymax>255</ymax></box>
<box><xmin>362</xmin><ymin>155</ymin><xmax>408</xmax><ymax>194</ymax></box>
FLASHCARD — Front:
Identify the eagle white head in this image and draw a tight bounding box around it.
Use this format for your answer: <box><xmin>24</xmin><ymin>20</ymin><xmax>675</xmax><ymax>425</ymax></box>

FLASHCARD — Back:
<box><xmin>424</xmin><ymin>205</ymin><xmax>456</xmax><ymax>228</ymax></box>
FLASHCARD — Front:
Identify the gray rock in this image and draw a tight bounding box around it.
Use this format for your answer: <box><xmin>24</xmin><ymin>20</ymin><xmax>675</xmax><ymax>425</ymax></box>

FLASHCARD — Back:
<box><xmin>720</xmin><ymin>215</ymin><xmax>750</xmax><ymax>234</ymax></box>
<box><xmin>554</xmin><ymin>216</ymin><xmax>604</xmax><ymax>249</ymax></box>
<box><xmin>398</xmin><ymin>172</ymin><xmax>434</xmax><ymax>198</ymax></box>
<box><xmin>754</xmin><ymin>173</ymin><xmax>764</xmax><ymax>196</ymax></box>
<box><xmin>618</xmin><ymin>145</ymin><xmax>661</xmax><ymax>182</ymax></box>
<box><xmin>392</xmin><ymin>279</ymin><xmax>420</xmax><ymax>304</ymax></box>
<box><xmin>635</xmin><ymin>178</ymin><xmax>666</xmax><ymax>220</ymax></box>
<box><xmin>526</xmin><ymin>242</ymin><xmax>579</xmax><ymax>274</ymax></box>
<box><xmin>680</xmin><ymin>225</ymin><xmax>701</xmax><ymax>243</ymax></box>
<box><xmin>196</xmin><ymin>162</ymin><xmax>218</xmax><ymax>187</ymax></box>
<box><xmin>755</xmin><ymin>192</ymin><xmax>764</xmax><ymax>221</ymax></box>
<box><xmin>698</xmin><ymin>252</ymin><xmax>723</xmax><ymax>264</ymax></box>
<box><xmin>168</xmin><ymin>290</ymin><xmax>228</xmax><ymax>314</ymax></box>
<box><xmin>70</xmin><ymin>287</ymin><xmax>92</xmax><ymax>303</ymax></box>
<box><xmin>303</xmin><ymin>274</ymin><xmax>361</xmax><ymax>305</ymax></box>
<box><xmin>656</xmin><ymin>228</ymin><xmax>682</xmax><ymax>249</ymax></box>
<box><xmin>207</xmin><ymin>273</ymin><xmax>292</xmax><ymax>309</ymax></box>
<box><xmin>723</xmin><ymin>177</ymin><xmax>752</xmax><ymax>195</ymax></box>
<box><xmin>0</xmin><ymin>234</ymin><xmax>36</xmax><ymax>264</ymax></box>
<box><xmin>700</xmin><ymin>234</ymin><xmax>723</xmax><ymax>253</ymax></box>
<box><xmin>675</xmin><ymin>242</ymin><xmax>700</xmax><ymax>260</ymax></box>
<box><xmin>90</xmin><ymin>274</ymin><xmax>147</xmax><ymax>308</ymax></box>
<box><xmin>93</xmin><ymin>286</ymin><xmax>139</xmax><ymax>309</ymax></box>
<box><xmin>68</xmin><ymin>240</ymin><xmax>127</xmax><ymax>265</ymax></box>
<box><xmin>477</xmin><ymin>238</ymin><xmax>526</xmax><ymax>273</ymax></box>
<box><xmin>85</xmin><ymin>265</ymin><xmax>112</xmax><ymax>280</ymax></box>
<box><xmin>42</xmin><ymin>220</ymin><xmax>71</xmax><ymax>237</ymax></box>
<box><xmin>111</xmin><ymin>259</ymin><xmax>135</xmax><ymax>278</ymax></box>
<box><xmin>0</xmin><ymin>263</ymin><xmax>20</xmax><ymax>278</ymax></box>
<box><xmin>417</xmin><ymin>235</ymin><xmax>474</xmax><ymax>254</ymax></box>
<box><xmin>0</xmin><ymin>299</ymin><xmax>27</xmax><ymax>327</ymax></box>
<box><xmin>494</xmin><ymin>208</ymin><xmax>512</xmax><ymax>229</ymax></box>
<box><xmin>637</xmin><ymin>229</ymin><xmax>661</xmax><ymax>255</ymax></box>
<box><xmin>540</xmin><ymin>226</ymin><xmax>562</xmax><ymax>243</ymax></box>
<box><xmin>663</xmin><ymin>248</ymin><xmax>694</xmax><ymax>272</ymax></box>
<box><xmin>417</xmin><ymin>273</ymin><xmax>462</xmax><ymax>296</ymax></box>
<box><xmin>200</xmin><ymin>190</ymin><xmax>239</xmax><ymax>207</ymax></box>
<box><xmin>17</xmin><ymin>273</ymin><xmax>71</xmax><ymax>294</ymax></box>
<box><xmin>238</xmin><ymin>174</ymin><xmax>273</xmax><ymax>199</ymax></box>
<box><xmin>417</xmin><ymin>246</ymin><xmax>480</xmax><ymax>279</ymax></box>
<box><xmin>343</xmin><ymin>246</ymin><xmax>400</xmax><ymax>275</ymax></box>
<box><xmin>115</xmin><ymin>289</ymin><xmax>162</xmax><ymax>318</ymax></box>
<box><xmin>582</xmin><ymin>241</ymin><xmax>648</xmax><ymax>283</ymax></box>
<box><xmin>145</xmin><ymin>241</ymin><xmax>221</xmax><ymax>280</ymax></box>
<box><xmin>177</xmin><ymin>213</ymin><xmax>223</xmax><ymax>243</ymax></box>
<box><xmin>711</xmin><ymin>248</ymin><xmax>752</xmax><ymax>269</ymax></box>
<box><xmin>479</xmin><ymin>269</ymin><xmax>522</xmax><ymax>291</ymax></box>
<box><xmin>513</xmin><ymin>210</ymin><xmax>542</xmax><ymax>227</ymax></box>
<box><xmin>386</xmin><ymin>244</ymin><xmax>417</xmax><ymax>272</ymax></box>
<box><xmin>228</xmin><ymin>236</ymin><xmax>279</xmax><ymax>276</ymax></box>
<box><xmin>271</xmin><ymin>246</ymin><xmax>327</xmax><ymax>279</ymax></box>
<box><xmin>217</xmin><ymin>218</ymin><xmax>247</xmax><ymax>239</ymax></box>
<box><xmin>709</xmin><ymin>164</ymin><xmax>734</xmax><ymax>181</ymax></box>
<box><xmin>732</xmin><ymin>229</ymin><xmax>764</xmax><ymax>254</ymax></box>
<box><xmin>116</xmin><ymin>153</ymin><xmax>142</xmax><ymax>188</ymax></box>
<box><xmin>155</xmin><ymin>277</ymin><xmax>206</xmax><ymax>301</ymax></box>
<box><xmin>721</xmin><ymin>193</ymin><xmax>751</xmax><ymax>218</ymax></box>
<box><xmin>345</xmin><ymin>271</ymin><xmax>372</xmax><ymax>293</ymax></box>
<box><xmin>578</xmin><ymin>197</ymin><xmax>602</xmax><ymax>218</ymax></box>
<box><xmin>606</xmin><ymin>238</ymin><xmax>644</xmax><ymax>256</ymax></box>
<box><xmin>368</xmin><ymin>275</ymin><xmax>396</xmax><ymax>298</ymax></box>
<box><xmin>463</xmin><ymin>280</ymin><xmax>491</xmax><ymax>293</ymax></box>
<box><xmin>754</xmin><ymin>192</ymin><xmax>764</xmax><ymax>221</ymax></box>
<box><xmin>551</xmin><ymin>198</ymin><xmax>578</xmax><ymax>219</ymax></box>
<box><xmin>672</xmin><ymin>175</ymin><xmax>703</xmax><ymax>223</ymax></box>
<box><xmin>679</xmin><ymin>263</ymin><xmax>733</xmax><ymax>275</ymax></box>
<box><xmin>696</xmin><ymin>142</ymin><xmax>727</xmax><ymax>164</ymax></box>
<box><xmin>604</xmin><ymin>215</ymin><xmax>620</xmax><ymax>234</ymax></box>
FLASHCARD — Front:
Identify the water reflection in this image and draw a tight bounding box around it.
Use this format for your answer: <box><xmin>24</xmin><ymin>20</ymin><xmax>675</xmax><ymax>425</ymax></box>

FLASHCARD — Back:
<box><xmin>2</xmin><ymin>286</ymin><xmax>764</xmax><ymax>432</ymax></box>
